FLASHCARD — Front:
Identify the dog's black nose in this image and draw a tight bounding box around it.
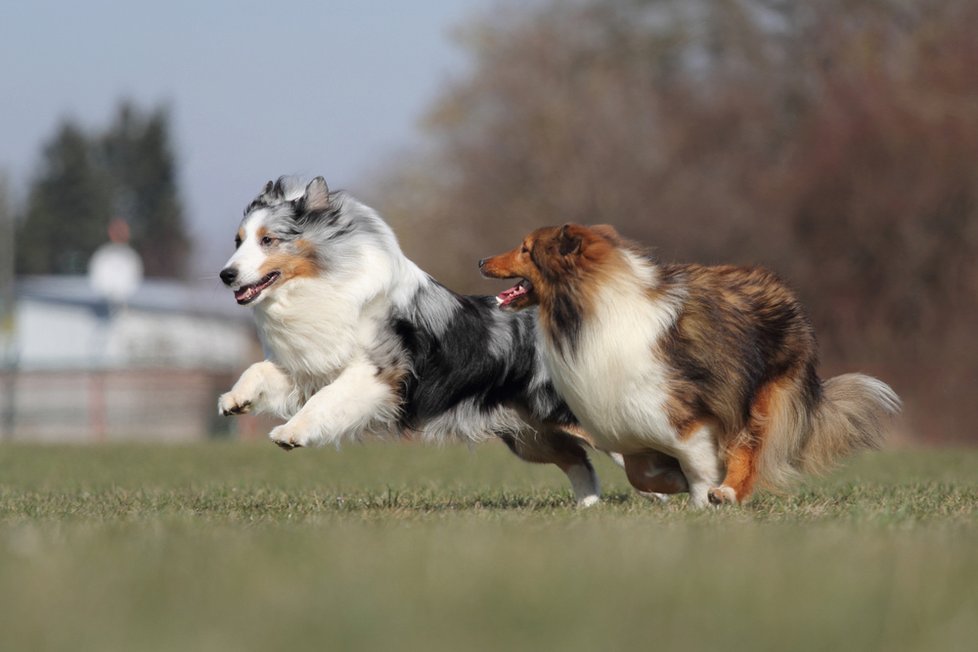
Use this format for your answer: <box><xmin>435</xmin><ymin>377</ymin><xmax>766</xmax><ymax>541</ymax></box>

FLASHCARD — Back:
<box><xmin>220</xmin><ymin>267</ymin><xmax>238</xmax><ymax>286</ymax></box>
<box><xmin>478</xmin><ymin>258</ymin><xmax>487</xmax><ymax>268</ymax></box>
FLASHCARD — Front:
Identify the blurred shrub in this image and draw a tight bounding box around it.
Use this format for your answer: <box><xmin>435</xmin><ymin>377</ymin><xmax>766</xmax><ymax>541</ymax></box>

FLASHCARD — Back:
<box><xmin>375</xmin><ymin>0</ymin><xmax>978</xmax><ymax>439</ymax></box>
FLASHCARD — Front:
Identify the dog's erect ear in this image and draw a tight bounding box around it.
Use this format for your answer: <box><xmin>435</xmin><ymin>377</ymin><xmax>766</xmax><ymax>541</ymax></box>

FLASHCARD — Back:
<box><xmin>558</xmin><ymin>224</ymin><xmax>582</xmax><ymax>256</ymax></box>
<box><xmin>262</xmin><ymin>180</ymin><xmax>275</xmax><ymax>195</ymax></box>
<box><xmin>271</xmin><ymin>177</ymin><xmax>288</xmax><ymax>199</ymax></box>
<box><xmin>302</xmin><ymin>177</ymin><xmax>331</xmax><ymax>212</ymax></box>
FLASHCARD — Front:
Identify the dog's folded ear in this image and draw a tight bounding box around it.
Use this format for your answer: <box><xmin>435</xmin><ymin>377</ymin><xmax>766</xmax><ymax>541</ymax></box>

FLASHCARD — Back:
<box><xmin>303</xmin><ymin>176</ymin><xmax>331</xmax><ymax>212</ymax></box>
<box><xmin>558</xmin><ymin>224</ymin><xmax>583</xmax><ymax>256</ymax></box>
<box><xmin>591</xmin><ymin>224</ymin><xmax>621</xmax><ymax>243</ymax></box>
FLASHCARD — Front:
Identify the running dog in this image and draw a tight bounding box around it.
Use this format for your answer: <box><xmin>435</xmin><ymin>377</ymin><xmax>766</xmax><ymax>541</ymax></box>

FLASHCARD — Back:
<box><xmin>480</xmin><ymin>223</ymin><xmax>900</xmax><ymax>507</ymax></box>
<box><xmin>218</xmin><ymin>178</ymin><xmax>604</xmax><ymax>505</ymax></box>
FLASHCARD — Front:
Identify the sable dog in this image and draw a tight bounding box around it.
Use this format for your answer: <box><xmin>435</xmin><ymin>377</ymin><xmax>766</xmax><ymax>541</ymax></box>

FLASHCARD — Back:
<box><xmin>480</xmin><ymin>224</ymin><xmax>900</xmax><ymax>507</ymax></box>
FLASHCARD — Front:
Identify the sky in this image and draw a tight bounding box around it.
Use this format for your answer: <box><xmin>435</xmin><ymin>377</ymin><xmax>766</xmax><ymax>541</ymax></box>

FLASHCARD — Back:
<box><xmin>0</xmin><ymin>0</ymin><xmax>487</xmax><ymax>277</ymax></box>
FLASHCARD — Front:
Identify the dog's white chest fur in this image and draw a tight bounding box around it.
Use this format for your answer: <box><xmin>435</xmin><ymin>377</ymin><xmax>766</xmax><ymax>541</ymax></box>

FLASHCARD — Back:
<box><xmin>544</xmin><ymin>266</ymin><xmax>683</xmax><ymax>454</ymax></box>
<box><xmin>255</xmin><ymin>278</ymin><xmax>379</xmax><ymax>387</ymax></box>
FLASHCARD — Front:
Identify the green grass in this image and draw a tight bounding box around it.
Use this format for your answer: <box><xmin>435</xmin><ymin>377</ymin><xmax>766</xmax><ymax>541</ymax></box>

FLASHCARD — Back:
<box><xmin>1</xmin><ymin>441</ymin><xmax>976</xmax><ymax>652</ymax></box>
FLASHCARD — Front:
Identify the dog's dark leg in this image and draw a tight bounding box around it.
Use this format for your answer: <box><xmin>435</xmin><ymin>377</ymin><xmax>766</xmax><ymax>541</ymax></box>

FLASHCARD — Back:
<box><xmin>621</xmin><ymin>451</ymin><xmax>689</xmax><ymax>495</ymax></box>
<box><xmin>499</xmin><ymin>429</ymin><xmax>601</xmax><ymax>507</ymax></box>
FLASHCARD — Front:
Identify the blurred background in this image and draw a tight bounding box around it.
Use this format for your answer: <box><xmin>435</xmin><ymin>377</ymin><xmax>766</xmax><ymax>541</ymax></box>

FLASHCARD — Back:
<box><xmin>1</xmin><ymin>0</ymin><xmax>975</xmax><ymax>444</ymax></box>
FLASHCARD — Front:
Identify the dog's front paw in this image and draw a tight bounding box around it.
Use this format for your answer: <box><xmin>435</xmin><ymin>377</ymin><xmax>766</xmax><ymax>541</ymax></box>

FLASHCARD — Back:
<box><xmin>218</xmin><ymin>391</ymin><xmax>252</xmax><ymax>416</ymax></box>
<box><xmin>268</xmin><ymin>423</ymin><xmax>309</xmax><ymax>451</ymax></box>
<box><xmin>707</xmin><ymin>485</ymin><xmax>738</xmax><ymax>506</ymax></box>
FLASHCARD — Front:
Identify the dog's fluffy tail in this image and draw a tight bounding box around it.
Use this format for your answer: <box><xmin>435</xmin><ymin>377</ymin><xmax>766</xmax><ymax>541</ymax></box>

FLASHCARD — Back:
<box><xmin>756</xmin><ymin>373</ymin><xmax>900</xmax><ymax>488</ymax></box>
<box><xmin>798</xmin><ymin>373</ymin><xmax>900</xmax><ymax>473</ymax></box>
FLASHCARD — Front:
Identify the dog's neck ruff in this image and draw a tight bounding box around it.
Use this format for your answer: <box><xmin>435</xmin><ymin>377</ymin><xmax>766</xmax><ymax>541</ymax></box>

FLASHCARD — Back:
<box><xmin>250</xmin><ymin>245</ymin><xmax>430</xmax><ymax>381</ymax></box>
<box><xmin>541</xmin><ymin>249</ymin><xmax>662</xmax><ymax>359</ymax></box>
<box><xmin>252</xmin><ymin>278</ymin><xmax>360</xmax><ymax>378</ymax></box>
<box><xmin>540</xmin><ymin>252</ymin><xmax>683</xmax><ymax>450</ymax></box>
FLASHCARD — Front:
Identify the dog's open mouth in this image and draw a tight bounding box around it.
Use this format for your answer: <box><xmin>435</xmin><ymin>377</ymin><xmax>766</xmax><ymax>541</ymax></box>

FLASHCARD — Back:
<box><xmin>234</xmin><ymin>271</ymin><xmax>280</xmax><ymax>305</ymax></box>
<box><xmin>496</xmin><ymin>278</ymin><xmax>533</xmax><ymax>308</ymax></box>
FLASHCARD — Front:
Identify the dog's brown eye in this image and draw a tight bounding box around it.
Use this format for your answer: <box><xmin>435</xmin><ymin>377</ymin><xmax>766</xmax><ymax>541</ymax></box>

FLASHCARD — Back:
<box><xmin>521</xmin><ymin>245</ymin><xmax>529</xmax><ymax>254</ymax></box>
<box><xmin>234</xmin><ymin>237</ymin><xmax>242</xmax><ymax>249</ymax></box>
<box><xmin>261</xmin><ymin>236</ymin><xmax>275</xmax><ymax>246</ymax></box>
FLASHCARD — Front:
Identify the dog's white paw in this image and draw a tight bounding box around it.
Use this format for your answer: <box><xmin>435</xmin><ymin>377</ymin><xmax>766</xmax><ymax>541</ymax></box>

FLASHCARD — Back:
<box><xmin>577</xmin><ymin>494</ymin><xmax>601</xmax><ymax>508</ymax></box>
<box><xmin>268</xmin><ymin>423</ymin><xmax>309</xmax><ymax>451</ymax></box>
<box><xmin>707</xmin><ymin>485</ymin><xmax>738</xmax><ymax>506</ymax></box>
<box><xmin>218</xmin><ymin>392</ymin><xmax>252</xmax><ymax>416</ymax></box>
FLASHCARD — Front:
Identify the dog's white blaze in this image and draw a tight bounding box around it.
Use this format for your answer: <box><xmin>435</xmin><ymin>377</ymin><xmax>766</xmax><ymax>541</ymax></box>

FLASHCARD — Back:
<box><xmin>222</xmin><ymin>212</ymin><xmax>271</xmax><ymax>289</ymax></box>
<box><xmin>544</xmin><ymin>252</ymin><xmax>681</xmax><ymax>454</ymax></box>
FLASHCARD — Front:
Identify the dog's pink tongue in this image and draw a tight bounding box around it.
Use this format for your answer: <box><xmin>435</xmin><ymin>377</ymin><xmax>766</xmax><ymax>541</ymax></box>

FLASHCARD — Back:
<box><xmin>235</xmin><ymin>286</ymin><xmax>255</xmax><ymax>304</ymax></box>
<box><xmin>496</xmin><ymin>284</ymin><xmax>526</xmax><ymax>306</ymax></box>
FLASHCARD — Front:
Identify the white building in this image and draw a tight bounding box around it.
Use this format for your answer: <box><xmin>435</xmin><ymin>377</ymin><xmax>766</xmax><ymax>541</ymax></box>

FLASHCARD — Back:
<box><xmin>1</xmin><ymin>276</ymin><xmax>263</xmax><ymax>442</ymax></box>
<box><xmin>14</xmin><ymin>275</ymin><xmax>254</xmax><ymax>370</ymax></box>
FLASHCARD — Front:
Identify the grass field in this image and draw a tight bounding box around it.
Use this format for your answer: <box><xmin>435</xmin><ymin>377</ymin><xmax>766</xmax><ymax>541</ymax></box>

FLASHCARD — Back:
<box><xmin>1</xmin><ymin>440</ymin><xmax>976</xmax><ymax>652</ymax></box>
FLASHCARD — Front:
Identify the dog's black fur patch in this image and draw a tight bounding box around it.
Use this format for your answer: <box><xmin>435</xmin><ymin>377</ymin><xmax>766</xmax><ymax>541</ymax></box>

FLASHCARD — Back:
<box><xmin>392</xmin><ymin>288</ymin><xmax>576</xmax><ymax>432</ymax></box>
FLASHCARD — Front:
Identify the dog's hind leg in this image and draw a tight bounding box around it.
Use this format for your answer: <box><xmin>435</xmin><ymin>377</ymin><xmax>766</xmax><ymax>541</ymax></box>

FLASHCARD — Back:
<box><xmin>618</xmin><ymin>451</ymin><xmax>687</xmax><ymax>503</ymax></box>
<box><xmin>708</xmin><ymin>378</ymin><xmax>793</xmax><ymax>505</ymax></box>
<box><xmin>673</xmin><ymin>424</ymin><xmax>725</xmax><ymax>508</ymax></box>
<box><xmin>707</xmin><ymin>439</ymin><xmax>756</xmax><ymax>506</ymax></box>
<box><xmin>499</xmin><ymin>428</ymin><xmax>601</xmax><ymax>507</ymax></box>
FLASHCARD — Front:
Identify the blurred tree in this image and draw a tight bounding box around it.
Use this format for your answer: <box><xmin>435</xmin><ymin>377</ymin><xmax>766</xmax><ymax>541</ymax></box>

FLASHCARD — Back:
<box><xmin>1</xmin><ymin>174</ymin><xmax>14</xmax><ymax>326</ymax></box>
<box><xmin>376</xmin><ymin>0</ymin><xmax>978</xmax><ymax>439</ymax></box>
<box><xmin>100</xmin><ymin>102</ymin><xmax>189</xmax><ymax>277</ymax></box>
<box><xmin>15</xmin><ymin>101</ymin><xmax>189</xmax><ymax>278</ymax></box>
<box><xmin>0</xmin><ymin>174</ymin><xmax>13</xmax><ymax>440</ymax></box>
<box><xmin>15</xmin><ymin>122</ymin><xmax>112</xmax><ymax>275</ymax></box>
